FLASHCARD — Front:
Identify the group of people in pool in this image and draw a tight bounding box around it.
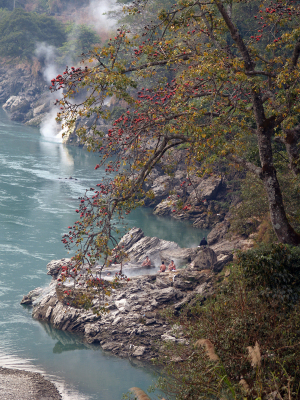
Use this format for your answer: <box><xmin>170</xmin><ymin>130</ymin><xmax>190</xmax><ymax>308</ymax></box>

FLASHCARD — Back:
<box><xmin>141</xmin><ymin>236</ymin><xmax>208</xmax><ymax>273</ymax></box>
<box><xmin>142</xmin><ymin>255</ymin><xmax>176</xmax><ymax>272</ymax></box>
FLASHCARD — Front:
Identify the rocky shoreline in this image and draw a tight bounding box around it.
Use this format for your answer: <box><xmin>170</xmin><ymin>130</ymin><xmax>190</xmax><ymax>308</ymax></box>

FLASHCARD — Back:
<box><xmin>22</xmin><ymin>228</ymin><xmax>253</xmax><ymax>362</ymax></box>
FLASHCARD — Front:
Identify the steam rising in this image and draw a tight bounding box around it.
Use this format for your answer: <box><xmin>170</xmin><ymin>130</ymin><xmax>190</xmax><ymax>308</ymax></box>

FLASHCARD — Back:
<box><xmin>89</xmin><ymin>0</ymin><xmax>118</xmax><ymax>29</ymax></box>
<box><xmin>35</xmin><ymin>43</ymin><xmax>60</xmax><ymax>83</ymax></box>
<box><xmin>35</xmin><ymin>0</ymin><xmax>119</xmax><ymax>141</ymax></box>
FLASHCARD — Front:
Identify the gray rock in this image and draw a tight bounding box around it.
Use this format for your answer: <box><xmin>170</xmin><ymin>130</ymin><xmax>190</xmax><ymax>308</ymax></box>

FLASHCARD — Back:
<box><xmin>25</xmin><ymin>114</ymin><xmax>46</xmax><ymax>127</ymax></box>
<box><xmin>122</xmin><ymin>229</ymin><xmax>179</xmax><ymax>264</ymax></box>
<box><xmin>155</xmin><ymin>287</ymin><xmax>178</xmax><ymax>304</ymax></box>
<box><xmin>20</xmin><ymin>287</ymin><xmax>43</xmax><ymax>305</ymax></box>
<box><xmin>173</xmin><ymin>279</ymin><xmax>196</xmax><ymax>291</ymax></box>
<box><xmin>47</xmin><ymin>258</ymin><xmax>72</xmax><ymax>277</ymax></box>
<box><xmin>153</xmin><ymin>197</ymin><xmax>177</xmax><ymax>216</ymax></box>
<box><xmin>161</xmin><ymin>334</ymin><xmax>176</xmax><ymax>342</ymax></box>
<box><xmin>115</xmin><ymin>299</ymin><xmax>131</xmax><ymax>312</ymax></box>
<box><xmin>118</xmin><ymin>227</ymin><xmax>145</xmax><ymax>252</ymax></box>
<box><xmin>132</xmin><ymin>346</ymin><xmax>146</xmax><ymax>356</ymax></box>
<box><xmin>84</xmin><ymin>323</ymin><xmax>100</xmax><ymax>337</ymax></box>
<box><xmin>213</xmin><ymin>254</ymin><xmax>233</xmax><ymax>272</ymax></box>
<box><xmin>102</xmin><ymin>342</ymin><xmax>122</xmax><ymax>351</ymax></box>
<box><xmin>188</xmin><ymin>177</ymin><xmax>222</xmax><ymax>205</ymax></box>
<box><xmin>207</xmin><ymin>220</ymin><xmax>230</xmax><ymax>245</ymax></box>
<box><xmin>3</xmin><ymin>96</ymin><xmax>30</xmax><ymax>113</ymax></box>
<box><xmin>190</xmin><ymin>247</ymin><xmax>217</xmax><ymax>270</ymax></box>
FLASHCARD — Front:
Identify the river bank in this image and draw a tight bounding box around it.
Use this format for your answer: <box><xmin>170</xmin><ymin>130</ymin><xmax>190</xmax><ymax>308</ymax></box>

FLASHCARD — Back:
<box><xmin>0</xmin><ymin>367</ymin><xmax>61</xmax><ymax>400</ymax></box>
<box><xmin>22</xmin><ymin>227</ymin><xmax>253</xmax><ymax>362</ymax></box>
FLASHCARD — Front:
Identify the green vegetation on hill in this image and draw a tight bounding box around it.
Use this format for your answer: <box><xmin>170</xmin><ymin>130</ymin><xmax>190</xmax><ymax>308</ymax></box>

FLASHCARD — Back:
<box><xmin>0</xmin><ymin>6</ymin><xmax>101</xmax><ymax>63</ymax></box>
<box><xmin>0</xmin><ymin>8</ymin><xmax>66</xmax><ymax>59</ymax></box>
<box><xmin>57</xmin><ymin>23</ymin><xmax>101</xmax><ymax>65</ymax></box>
<box><xmin>0</xmin><ymin>0</ymin><xmax>89</xmax><ymax>12</ymax></box>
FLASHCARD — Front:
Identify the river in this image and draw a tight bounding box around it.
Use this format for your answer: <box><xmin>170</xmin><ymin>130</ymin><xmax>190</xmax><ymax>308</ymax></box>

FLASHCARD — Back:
<box><xmin>0</xmin><ymin>109</ymin><xmax>208</xmax><ymax>399</ymax></box>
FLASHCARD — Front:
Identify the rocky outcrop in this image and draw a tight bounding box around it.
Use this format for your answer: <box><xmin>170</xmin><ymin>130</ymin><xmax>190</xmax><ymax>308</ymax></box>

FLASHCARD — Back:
<box><xmin>0</xmin><ymin>64</ymin><xmax>52</xmax><ymax>126</ymax></box>
<box><xmin>114</xmin><ymin>227</ymin><xmax>188</xmax><ymax>267</ymax></box>
<box><xmin>22</xmin><ymin>226</ymin><xmax>253</xmax><ymax>362</ymax></box>
<box><xmin>23</xmin><ymin>265</ymin><xmax>214</xmax><ymax>361</ymax></box>
<box><xmin>149</xmin><ymin>170</ymin><xmax>227</xmax><ymax>229</ymax></box>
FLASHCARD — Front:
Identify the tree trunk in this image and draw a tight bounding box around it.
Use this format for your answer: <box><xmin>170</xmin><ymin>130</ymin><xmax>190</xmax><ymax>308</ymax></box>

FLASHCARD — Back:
<box><xmin>216</xmin><ymin>0</ymin><xmax>300</xmax><ymax>245</ymax></box>
<box><xmin>257</xmin><ymin>128</ymin><xmax>300</xmax><ymax>245</ymax></box>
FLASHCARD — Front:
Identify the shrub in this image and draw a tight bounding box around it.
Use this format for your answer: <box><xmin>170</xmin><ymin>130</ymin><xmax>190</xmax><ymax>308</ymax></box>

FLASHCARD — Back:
<box><xmin>238</xmin><ymin>243</ymin><xmax>300</xmax><ymax>305</ymax></box>
<box><xmin>157</xmin><ymin>264</ymin><xmax>300</xmax><ymax>400</ymax></box>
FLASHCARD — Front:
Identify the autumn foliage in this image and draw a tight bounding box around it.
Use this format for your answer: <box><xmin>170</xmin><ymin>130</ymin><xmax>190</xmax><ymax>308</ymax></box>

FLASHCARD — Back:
<box><xmin>50</xmin><ymin>0</ymin><xmax>300</xmax><ymax>287</ymax></box>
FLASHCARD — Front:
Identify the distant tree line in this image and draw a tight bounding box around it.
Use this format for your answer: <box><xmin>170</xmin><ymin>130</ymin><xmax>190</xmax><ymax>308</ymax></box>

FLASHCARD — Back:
<box><xmin>0</xmin><ymin>7</ymin><xmax>100</xmax><ymax>61</ymax></box>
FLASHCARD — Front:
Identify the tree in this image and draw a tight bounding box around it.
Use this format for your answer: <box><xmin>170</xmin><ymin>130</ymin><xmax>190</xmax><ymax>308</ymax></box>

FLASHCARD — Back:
<box><xmin>0</xmin><ymin>8</ymin><xmax>66</xmax><ymax>59</ymax></box>
<box><xmin>51</xmin><ymin>0</ymin><xmax>300</xmax><ymax>283</ymax></box>
<box><xmin>56</xmin><ymin>23</ymin><xmax>101</xmax><ymax>65</ymax></box>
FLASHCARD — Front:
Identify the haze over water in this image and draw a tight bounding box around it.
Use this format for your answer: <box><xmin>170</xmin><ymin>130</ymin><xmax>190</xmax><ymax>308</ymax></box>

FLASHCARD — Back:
<box><xmin>0</xmin><ymin>109</ymin><xmax>207</xmax><ymax>399</ymax></box>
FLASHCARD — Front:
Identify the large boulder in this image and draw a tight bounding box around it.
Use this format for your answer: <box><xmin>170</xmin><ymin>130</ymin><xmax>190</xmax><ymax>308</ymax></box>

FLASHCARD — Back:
<box><xmin>190</xmin><ymin>247</ymin><xmax>217</xmax><ymax>270</ymax></box>
<box><xmin>153</xmin><ymin>196</ymin><xmax>177</xmax><ymax>216</ymax></box>
<box><xmin>3</xmin><ymin>95</ymin><xmax>30</xmax><ymax>113</ymax></box>
<box><xmin>126</xmin><ymin>235</ymin><xmax>179</xmax><ymax>263</ymax></box>
<box><xmin>188</xmin><ymin>177</ymin><xmax>222</xmax><ymax>205</ymax></box>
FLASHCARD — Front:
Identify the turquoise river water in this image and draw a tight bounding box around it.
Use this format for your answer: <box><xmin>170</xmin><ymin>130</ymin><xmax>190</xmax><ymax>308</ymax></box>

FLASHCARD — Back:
<box><xmin>0</xmin><ymin>109</ymin><xmax>208</xmax><ymax>399</ymax></box>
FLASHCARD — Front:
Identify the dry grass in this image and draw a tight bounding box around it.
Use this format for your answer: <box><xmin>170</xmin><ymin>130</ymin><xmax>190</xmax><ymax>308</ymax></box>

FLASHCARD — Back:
<box><xmin>195</xmin><ymin>339</ymin><xmax>219</xmax><ymax>362</ymax></box>
<box><xmin>129</xmin><ymin>387</ymin><xmax>151</xmax><ymax>400</ymax></box>
<box><xmin>247</xmin><ymin>341</ymin><xmax>261</xmax><ymax>367</ymax></box>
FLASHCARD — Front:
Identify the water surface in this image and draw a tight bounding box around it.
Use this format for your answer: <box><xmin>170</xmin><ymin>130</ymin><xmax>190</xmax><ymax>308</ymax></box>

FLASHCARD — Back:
<box><xmin>0</xmin><ymin>109</ymin><xmax>207</xmax><ymax>399</ymax></box>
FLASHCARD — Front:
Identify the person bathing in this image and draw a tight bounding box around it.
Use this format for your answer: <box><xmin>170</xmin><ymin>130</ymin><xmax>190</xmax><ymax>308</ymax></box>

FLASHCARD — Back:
<box><xmin>168</xmin><ymin>260</ymin><xmax>176</xmax><ymax>271</ymax></box>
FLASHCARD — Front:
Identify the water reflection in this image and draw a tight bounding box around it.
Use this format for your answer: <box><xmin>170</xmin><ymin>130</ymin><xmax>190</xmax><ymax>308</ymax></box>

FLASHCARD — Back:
<box><xmin>40</xmin><ymin>322</ymin><xmax>90</xmax><ymax>354</ymax></box>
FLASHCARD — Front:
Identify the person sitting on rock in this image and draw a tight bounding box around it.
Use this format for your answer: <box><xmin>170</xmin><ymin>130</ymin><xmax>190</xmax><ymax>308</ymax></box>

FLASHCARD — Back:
<box><xmin>168</xmin><ymin>260</ymin><xmax>176</xmax><ymax>271</ymax></box>
<box><xmin>142</xmin><ymin>256</ymin><xmax>151</xmax><ymax>267</ymax></box>
<box><xmin>159</xmin><ymin>261</ymin><xmax>166</xmax><ymax>272</ymax></box>
<box><xmin>199</xmin><ymin>237</ymin><xmax>208</xmax><ymax>247</ymax></box>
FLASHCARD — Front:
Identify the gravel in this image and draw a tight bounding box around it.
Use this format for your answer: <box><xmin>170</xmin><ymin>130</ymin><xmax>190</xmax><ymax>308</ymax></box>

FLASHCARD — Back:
<box><xmin>0</xmin><ymin>367</ymin><xmax>62</xmax><ymax>400</ymax></box>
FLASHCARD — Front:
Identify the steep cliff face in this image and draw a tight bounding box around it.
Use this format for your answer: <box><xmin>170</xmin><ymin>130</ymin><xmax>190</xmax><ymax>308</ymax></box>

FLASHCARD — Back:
<box><xmin>0</xmin><ymin>63</ymin><xmax>54</xmax><ymax>126</ymax></box>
